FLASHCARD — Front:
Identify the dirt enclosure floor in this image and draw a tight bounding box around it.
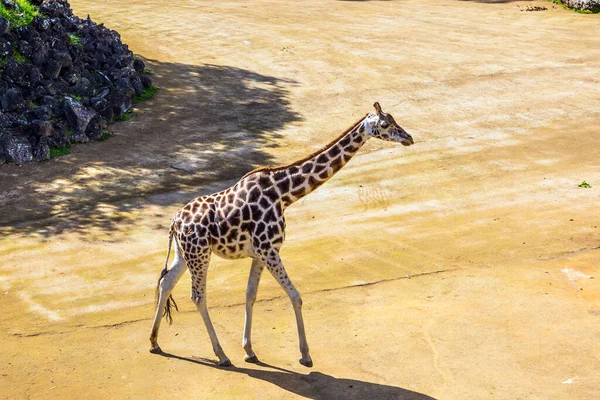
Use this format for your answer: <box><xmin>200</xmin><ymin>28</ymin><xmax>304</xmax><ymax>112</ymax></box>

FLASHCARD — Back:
<box><xmin>1</xmin><ymin>0</ymin><xmax>600</xmax><ymax>398</ymax></box>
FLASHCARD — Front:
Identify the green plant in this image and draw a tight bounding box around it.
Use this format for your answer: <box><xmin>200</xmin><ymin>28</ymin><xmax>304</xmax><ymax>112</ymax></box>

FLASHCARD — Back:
<box><xmin>12</xmin><ymin>49</ymin><xmax>25</xmax><ymax>63</ymax></box>
<box><xmin>578</xmin><ymin>181</ymin><xmax>591</xmax><ymax>188</ymax></box>
<box><xmin>69</xmin><ymin>34</ymin><xmax>82</xmax><ymax>46</ymax></box>
<box><xmin>115</xmin><ymin>111</ymin><xmax>132</xmax><ymax>122</ymax></box>
<box><xmin>132</xmin><ymin>85</ymin><xmax>159</xmax><ymax>104</ymax></box>
<box><xmin>0</xmin><ymin>0</ymin><xmax>39</xmax><ymax>27</ymax></box>
<box><xmin>49</xmin><ymin>144</ymin><xmax>71</xmax><ymax>158</ymax></box>
<box><xmin>66</xmin><ymin>129</ymin><xmax>75</xmax><ymax>136</ymax></box>
<box><xmin>98</xmin><ymin>131</ymin><xmax>112</xmax><ymax>141</ymax></box>
<box><xmin>143</xmin><ymin>66</ymin><xmax>154</xmax><ymax>75</ymax></box>
<box><xmin>0</xmin><ymin>49</ymin><xmax>27</xmax><ymax>69</ymax></box>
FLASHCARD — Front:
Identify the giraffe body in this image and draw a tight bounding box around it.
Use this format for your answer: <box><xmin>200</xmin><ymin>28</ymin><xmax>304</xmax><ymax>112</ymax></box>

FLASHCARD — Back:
<box><xmin>149</xmin><ymin>103</ymin><xmax>413</xmax><ymax>367</ymax></box>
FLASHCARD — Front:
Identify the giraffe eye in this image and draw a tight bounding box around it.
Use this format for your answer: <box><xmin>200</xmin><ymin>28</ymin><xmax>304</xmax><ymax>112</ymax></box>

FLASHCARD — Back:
<box><xmin>380</xmin><ymin>121</ymin><xmax>389</xmax><ymax>129</ymax></box>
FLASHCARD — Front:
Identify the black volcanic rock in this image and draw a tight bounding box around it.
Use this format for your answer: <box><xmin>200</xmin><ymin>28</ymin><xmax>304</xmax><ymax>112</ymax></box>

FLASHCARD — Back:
<box><xmin>0</xmin><ymin>132</ymin><xmax>33</xmax><ymax>163</ymax></box>
<box><xmin>0</xmin><ymin>17</ymin><xmax>10</xmax><ymax>36</ymax></box>
<box><xmin>63</xmin><ymin>96</ymin><xmax>96</xmax><ymax>133</ymax></box>
<box><xmin>0</xmin><ymin>0</ymin><xmax>154</xmax><ymax>163</ymax></box>
<box><xmin>1</xmin><ymin>87</ymin><xmax>24</xmax><ymax>112</ymax></box>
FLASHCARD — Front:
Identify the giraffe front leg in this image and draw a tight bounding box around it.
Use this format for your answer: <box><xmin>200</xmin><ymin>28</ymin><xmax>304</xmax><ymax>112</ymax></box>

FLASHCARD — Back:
<box><xmin>260</xmin><ymin>250</ymin><xmax>313</xmax><ymax>367</ymax></box>
<box><xmin>242</xmin><ymin>259</ymin><xmax>264</xmax><ymax>363</ymax></box>
<box><xmin>188</xmin><ymin>255</ymin><xmax>231</xmax><ymax>367</ymax></box>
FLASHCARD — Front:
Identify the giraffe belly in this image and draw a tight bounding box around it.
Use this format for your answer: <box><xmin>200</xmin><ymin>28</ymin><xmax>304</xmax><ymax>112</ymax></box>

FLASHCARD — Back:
<box><xmin>209</xmin><ymin>236</ymin><xmax>253</xmax><ymax>260</ymax></box>
<box><xmin>210</xmin><ymin>246</ymin><xmax>249</xmax><ymax>260</ymax></box>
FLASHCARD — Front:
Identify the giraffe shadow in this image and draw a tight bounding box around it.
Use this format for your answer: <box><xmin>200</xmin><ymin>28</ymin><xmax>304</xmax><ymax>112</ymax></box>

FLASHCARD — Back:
<box><xmin>158</xmin><ymin>352</ymin><xmax>436</xmax><ymax>400</ymax></box>
<box><xmin>457</xmin><ymin>0</ymin><xmax>532</xmax><ymax>3</ymax></box>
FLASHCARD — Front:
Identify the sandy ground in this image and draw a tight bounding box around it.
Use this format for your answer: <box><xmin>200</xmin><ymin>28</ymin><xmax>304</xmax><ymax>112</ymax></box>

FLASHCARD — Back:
<box><xmin>1</xmin><ymin>0</ymin><xmax>600</xmax><ymax>398</ymax></box>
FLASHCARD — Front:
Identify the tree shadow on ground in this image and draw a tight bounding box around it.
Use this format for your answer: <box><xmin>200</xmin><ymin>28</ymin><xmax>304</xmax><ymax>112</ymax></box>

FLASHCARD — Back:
<box><xmin>159</xmin><ymin>352</ymin><xmax>436</xmax><ymax>400</ymax></box>
<box><xmin>0</xmin><ymin>60</ymin><xmax>301</xmax><ymax>239</ymax></box>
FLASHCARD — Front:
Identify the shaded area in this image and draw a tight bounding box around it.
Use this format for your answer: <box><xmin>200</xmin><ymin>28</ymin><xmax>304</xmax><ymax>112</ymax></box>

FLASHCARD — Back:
<box><xmin>0</xmin><ymin>60</ymin><xmax>301</xmax><ymax>238</ymax></box>
<box><xmin>160</xmin><ymin>352</ymin><xmax>436</xmax><ymax>400</ymax></box>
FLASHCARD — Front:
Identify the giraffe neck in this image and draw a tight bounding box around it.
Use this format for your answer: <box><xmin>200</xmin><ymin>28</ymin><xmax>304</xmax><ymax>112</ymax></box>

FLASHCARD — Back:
<box><xmin>276</xmin><ymin>116</ymin><xmax>370</xmax><ymax>207</ymax></box>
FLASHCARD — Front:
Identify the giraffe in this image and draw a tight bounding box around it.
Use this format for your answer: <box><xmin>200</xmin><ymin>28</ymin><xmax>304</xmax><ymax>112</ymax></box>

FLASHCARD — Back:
<box><xmin>149</xmin><ymin>102</ymin><xmax>414</xmax><ymax>367</ymax></box>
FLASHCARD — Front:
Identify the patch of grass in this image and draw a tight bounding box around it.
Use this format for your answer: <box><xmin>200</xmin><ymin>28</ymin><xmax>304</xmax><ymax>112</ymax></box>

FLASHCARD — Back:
<box><xmin>27</xmin><ymin>100</ymin><xmax>39</xmax><ymax>109</ymax></box>
<box><xmin>132</xmin><ymin>85</ymin><xmax>159</xmax><ymax>104</ymax></box>
<box><xmin>69</xmin><ymin>33</ymin><xmax>82</xmax><ymax>46</ymax></box>
<box><xmin>98</xmin><ymin>131</ymin><xmax>112</xmax><ymax>141</ymax></box>
<box><xmin>66</xmin><ymin>129</ymin><xmax>75</xmax><ymax>136</ymax></box>
<box><xmin>143</xmin><ymin>66</ymin><xmax>154</xmax><ymax>75</ymax></box>
<box><xmin>578</xmin><ymin>181</ymin><xmax>591</xmax><ymax>188</ymax></box>
<box><xmin>0</xmin><ymin>0</ymin><xmax>39</xmax><ymax>27</ymax></box>
<box><xmin>115</xmin><ymin>111</ymin><xmax>132</xmax><ymax>122</ymax></box>
<box><xmin>12</xmin><ymin>49</ymin><xmax>25</xmax><ymax>63</ymax></box>
<box><xmin>547</xmin><ymin>0</ymin><xmax>599</xmax><ymax>13</ymax></box>
<box><xmin>49</xmin><ymin>144</ymin><xmax>71</xmax><ymax>158</ymax></box>
<box><xmin>1</xmin><ymin>50</ymin><xmax>30</xmax><ymax>71</ymax></box>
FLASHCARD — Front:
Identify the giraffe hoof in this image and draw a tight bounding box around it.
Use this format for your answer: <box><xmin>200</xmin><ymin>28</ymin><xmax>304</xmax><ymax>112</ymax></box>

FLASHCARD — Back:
<box><xmin>218</xmin><ymin>358</ymin><xmax>232</xmax><ymax>367</ymax></box>
<box><xmin>299</xmin><ymin>357</ymin><xmax>313</xmax><ymax>368</ymax></box>
<box><xmin>244</xmin><ymin>354</ymin><xmax>259</xmax><ymax>363</ymax></box>
<box><xmin>149</xmin><ymin>345</ymin><xmax>162</xmax><ymax>354</ymax></box>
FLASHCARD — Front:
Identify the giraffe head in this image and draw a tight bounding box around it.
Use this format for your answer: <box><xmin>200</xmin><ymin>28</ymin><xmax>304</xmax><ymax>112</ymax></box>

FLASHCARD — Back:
<box><xmin>366</xmin><ymin>102</ymin><xmax>414</xmax><ymax>146</ymax></box>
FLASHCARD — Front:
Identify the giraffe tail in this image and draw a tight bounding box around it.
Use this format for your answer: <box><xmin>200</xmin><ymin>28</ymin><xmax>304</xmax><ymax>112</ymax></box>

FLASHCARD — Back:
<box><xmin>155</xmin><ymin>225</ymin><xmax>179</xmax><ymax>325</ymax></box>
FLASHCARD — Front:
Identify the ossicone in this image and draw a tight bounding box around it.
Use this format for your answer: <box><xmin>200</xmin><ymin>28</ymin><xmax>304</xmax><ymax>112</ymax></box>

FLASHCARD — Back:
<box><xmin>373</xmin><ymin>102</ymin><xmax>383</xmax><ymax>115</ymax></box>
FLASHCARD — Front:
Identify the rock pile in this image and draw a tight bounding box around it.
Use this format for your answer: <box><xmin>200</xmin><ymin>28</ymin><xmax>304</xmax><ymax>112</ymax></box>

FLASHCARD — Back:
<box><xmin>562</xmin><ymin>0</ymin><xmax>600</xmax><ymax>11</ymax></box>
<box><xmin>0</xmin><ymin>0</ymin><xmax>154</xmax><ymax>163</ymax></box>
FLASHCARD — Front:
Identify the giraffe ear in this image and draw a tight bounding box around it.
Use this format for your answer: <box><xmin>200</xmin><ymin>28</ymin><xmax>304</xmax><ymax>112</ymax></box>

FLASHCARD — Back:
<box><xmin>373</xmin><ymin>102</ymin><xmax>383</xmax><ymax>115</ymax></box>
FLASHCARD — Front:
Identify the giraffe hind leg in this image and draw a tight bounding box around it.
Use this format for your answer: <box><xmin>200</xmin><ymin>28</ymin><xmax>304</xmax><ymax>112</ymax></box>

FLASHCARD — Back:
<box><xmin>149</xmin><ymin>239</ymin><xmax>186</xmax><ymax>353</ymax></box>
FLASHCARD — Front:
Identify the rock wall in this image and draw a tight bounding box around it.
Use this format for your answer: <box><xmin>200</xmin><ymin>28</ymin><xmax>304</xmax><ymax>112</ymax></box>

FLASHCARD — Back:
<box><xmin>0</xmin><ymin>0</ymin><xmax>154</xmax><ymax>163</ymax></box>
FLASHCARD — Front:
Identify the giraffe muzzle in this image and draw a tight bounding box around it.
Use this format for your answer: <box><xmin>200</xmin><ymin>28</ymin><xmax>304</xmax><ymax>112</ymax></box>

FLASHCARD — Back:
<box><xmin>400</xmin><ymin>135</ymin><xmax>414</xmax><ymax>146</ymax></box>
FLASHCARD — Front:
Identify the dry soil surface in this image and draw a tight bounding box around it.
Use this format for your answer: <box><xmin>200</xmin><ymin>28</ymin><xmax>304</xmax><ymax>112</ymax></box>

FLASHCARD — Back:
<box><xmin>1</xmin><ymin>0</ymin><xmax>599</xmax><ymax>399</ymax></box>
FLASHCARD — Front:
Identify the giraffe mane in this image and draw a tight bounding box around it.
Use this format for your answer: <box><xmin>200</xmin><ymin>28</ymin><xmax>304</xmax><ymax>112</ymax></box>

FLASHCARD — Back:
<box><xmin>242</xmin><ymin>114</ymin><xmax>368</xmax><ymax>178</ymax></box>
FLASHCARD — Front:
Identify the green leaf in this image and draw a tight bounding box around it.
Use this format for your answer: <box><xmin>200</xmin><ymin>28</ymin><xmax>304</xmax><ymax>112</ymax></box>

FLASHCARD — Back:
<box><xmin>578</xmin><ymin>181</ymin><xmax>591</xmax><ymax>188</ymax></box>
